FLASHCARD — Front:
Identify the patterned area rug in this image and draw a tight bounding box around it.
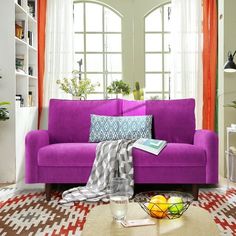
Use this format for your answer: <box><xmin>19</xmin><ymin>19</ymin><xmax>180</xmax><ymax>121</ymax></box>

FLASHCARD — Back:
<box><xmin>193</xmin><ymin>188</ymin><xmax>236</xmax><ymax>235</ymax></box>
<box><xmin>0</xmin><ymin>187</ymin><xmax>235</xmax><ymax>235</ymax></box>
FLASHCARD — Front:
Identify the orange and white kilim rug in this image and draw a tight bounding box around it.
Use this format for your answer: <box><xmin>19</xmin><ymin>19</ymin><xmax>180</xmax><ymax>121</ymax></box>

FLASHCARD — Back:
<box><xmin>0</xmin><ymin>188</ymin><xmax>235</xmax><ymax>235</ymax></box>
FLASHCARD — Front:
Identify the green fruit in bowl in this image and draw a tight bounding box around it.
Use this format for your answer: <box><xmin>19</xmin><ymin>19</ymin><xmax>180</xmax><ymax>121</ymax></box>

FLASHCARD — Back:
<box><xmin>167</xmin><ymin>196</ymin><xmax>184</xmax><ymax>214</ymax></box>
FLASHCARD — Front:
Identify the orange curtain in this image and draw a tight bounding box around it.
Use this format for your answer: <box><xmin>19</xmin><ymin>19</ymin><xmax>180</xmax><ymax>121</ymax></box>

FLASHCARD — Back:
<box><xmin>38</xmin><ymin>0</ymin><xmax>47</xmax><ymax>129</ymax></box>
<box><xmin>202</xmin><ymin>0</ymin><xmax>217</xmax><ymax>130</ymax></box>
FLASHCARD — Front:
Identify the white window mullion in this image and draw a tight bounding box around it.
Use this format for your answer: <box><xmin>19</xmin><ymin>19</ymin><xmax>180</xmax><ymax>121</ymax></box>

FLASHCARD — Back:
<box><xmin>144</xmin><ymin>2</ymin><xmax>171</xmax><ymax>100</ymax></box>
<box><xmin>161</xmin><ymin>5</ymin><xmax>165</xmax><ymax>99</ymax></box>
<box><xmin>102</xmin><ymin>6</ymin><xmax>107</xmax><ymax>98</ymax></box>
<box><xmin>83</xmin><ymin>2</ymin><xmax>87</xmax><ymax>78</ymax></box>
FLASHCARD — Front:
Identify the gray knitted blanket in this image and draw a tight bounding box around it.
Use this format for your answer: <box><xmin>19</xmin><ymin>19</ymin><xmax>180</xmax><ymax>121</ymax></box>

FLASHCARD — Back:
<box><xmin>59</xmin><ymin>139</ymin><xmax>135</xmax><ymax>204</ymax></box>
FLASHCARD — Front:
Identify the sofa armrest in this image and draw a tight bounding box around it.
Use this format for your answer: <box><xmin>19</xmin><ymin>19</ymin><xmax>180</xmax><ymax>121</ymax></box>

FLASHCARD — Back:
<box><xmin>25</xmin><ymin>130</ymin><xmax>49</xmax><ymax>183</ymax></box>
<box><xmin>193</xmin><ymin>130</ymin><xmax>218</xmax><ymax>183</ymax></box>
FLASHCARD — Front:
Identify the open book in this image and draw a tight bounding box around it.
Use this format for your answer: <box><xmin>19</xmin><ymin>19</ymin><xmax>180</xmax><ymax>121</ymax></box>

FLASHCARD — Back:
<box><xmin>133</xmin><ymin>138</ymin><xmax>167</xmax><ymax>155</ymax></box>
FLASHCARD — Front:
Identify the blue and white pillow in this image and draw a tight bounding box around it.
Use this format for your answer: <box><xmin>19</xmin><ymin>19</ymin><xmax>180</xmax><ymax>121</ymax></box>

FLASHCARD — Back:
<box><xmin>89</xmin><ymin>114</ymin><xmax>152</xmax><ymax>142</ymax></box>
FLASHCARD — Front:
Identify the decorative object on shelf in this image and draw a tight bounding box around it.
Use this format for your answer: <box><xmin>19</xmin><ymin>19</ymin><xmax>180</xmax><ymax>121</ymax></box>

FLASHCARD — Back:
<box><xmin>224</xmin><ymin>51</ymin><xmax>236</xmax><ymax>72</ymax></box>
<box><xmin>28</xmin><ymin>1</ymin><xmax>35</xmax><ymax>17</ymax></box>
<box><xmin>28</xmin><ymin>66</ymin><xmax>33</xmax><ymax>76</ymax></box>
<box><xmin>15</xmin><ymin>95</ymin><xmax>21</xmax><ymax>108</ymax></box>
<box><xmin>0</xmin><ymin>102</ymin><xmax>10</xmax><ymax>121</ymax></box>
<box><xmin>15</xmin><ymin>21</ymin><xmax>25</xmax><ymax>40</ymax></box>
<box><xmin>16</xmin><ymin>94</ymin><xmax>24</xmax><ymax>107</ymax></box>
<box><xmin>134</xmin><ymin>191</ymin><xmax>193</xmax><ymax>219</ymax></box>
<box><xmin>107</xmin><ymin>80</ymin><xmax>130</xmax><ymax>99</ymax></box>
<box><xmin>15</xmin><ymin>23</ymin><xmax>23</xmax><ymax>39</ymax></box>
<box><xmin>56</xmin><ymin>70</ymin><xmax>99</xmax><ymax>100</ymax></box>
<box><xmin>133</xmin><ymin>81</ymin><xmax>144</xmax><ymax>100</ymax></box>
<box><xmin>28</xmin><ymin>91</ymin><xmax>33</xmax><ymax>106</ymax></box>
<box><xmin>16</xmin><ymin>56</ymin><xmax>24</xmax><ymax>71</ymax></box>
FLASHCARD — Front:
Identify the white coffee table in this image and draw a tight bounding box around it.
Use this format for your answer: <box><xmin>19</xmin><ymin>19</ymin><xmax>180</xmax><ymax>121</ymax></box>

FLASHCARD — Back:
<box><xmin>81</xmin><ymin>203</ymin><xmax>220</xmax><ymax>236</ymax></box>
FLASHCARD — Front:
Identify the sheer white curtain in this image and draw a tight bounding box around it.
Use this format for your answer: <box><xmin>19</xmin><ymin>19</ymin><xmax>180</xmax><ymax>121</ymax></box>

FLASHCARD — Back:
<box><xmin>44</xmin><ymin>0</ymin><xmax>74</xmax><ymax>105</ymax></box>
<box><xmin>170</xmin><ymin>0</ymin><xmax>203</xmax><ymax>128</ymax></box>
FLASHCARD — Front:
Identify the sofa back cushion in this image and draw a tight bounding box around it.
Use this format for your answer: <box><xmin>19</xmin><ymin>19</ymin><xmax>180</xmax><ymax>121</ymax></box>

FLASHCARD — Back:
<box><xmin>48</xmin><ymin>99</ymin><xmax>122</xmax><ymax>143</ymax></box>
<box><xmin>122</xmin><ymin>100</ymin><xmax>146</xmax><ymax>116</ymax></box>
<box><xmin>123</xmin><ymin>99</ymin><xmax>195</xmax><ymax>144</ymax></box>
<box><xmin>146</xmin><ymin>99</ymin><xmax>195</xmax><ymax>144</ymax></box>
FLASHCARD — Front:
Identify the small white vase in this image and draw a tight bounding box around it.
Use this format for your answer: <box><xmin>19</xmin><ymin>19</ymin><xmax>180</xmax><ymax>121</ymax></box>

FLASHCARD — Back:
<box><xmin>72</xmin><ymin>96</ymin><xmax>82</xmax><ymax>100</ymax></box>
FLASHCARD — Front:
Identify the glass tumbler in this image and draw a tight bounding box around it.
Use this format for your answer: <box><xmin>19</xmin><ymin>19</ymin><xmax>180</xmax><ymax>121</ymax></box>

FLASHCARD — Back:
<box><xmin>109</xmin><ymin>177</ymin><xmax>129</xmax><ymax>222</ymax></box>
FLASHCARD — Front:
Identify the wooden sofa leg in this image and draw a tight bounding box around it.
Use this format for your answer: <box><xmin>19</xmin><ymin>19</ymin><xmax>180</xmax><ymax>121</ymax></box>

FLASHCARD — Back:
<box><xmin>192</xmin><ymin>184</ymin><xmax>199</xmax><ymax>201</ymax></box>
<box><xmin>45</xmin><ymin>184</ymin><xmax>52</xmax><ymax>201</ymax></box>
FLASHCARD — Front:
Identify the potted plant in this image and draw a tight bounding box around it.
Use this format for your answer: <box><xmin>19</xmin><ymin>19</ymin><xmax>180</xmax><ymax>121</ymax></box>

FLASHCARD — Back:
<box><xmin>133</xmin><ymin>81</ymin><xmax>144</xmax><ymax>100</ymax></box>
<box><xmin>107</xmin><ymin>80</ymin><xmax>130</xmax><ymax>99</ymax></box>
<box><xmin>56</xmin><ymin>70</ymin><xmax>99</xmax><ymax>100</ymax></box>
<box><xmin>0</xmin><ymin>102</ymin><xmax>10</xmax><ymax>121</ymax></box>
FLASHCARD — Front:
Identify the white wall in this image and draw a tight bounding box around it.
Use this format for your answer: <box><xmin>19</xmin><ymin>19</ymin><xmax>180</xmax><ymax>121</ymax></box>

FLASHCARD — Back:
<box><xmin>0</xmin><ymin>1</ymin><xmax>16</xmax><ymax>183</ymax></box>
<box><xmin>218</xmin><ymin>0</ymin><xmax>236</xmax><ymax>177</ymax></box>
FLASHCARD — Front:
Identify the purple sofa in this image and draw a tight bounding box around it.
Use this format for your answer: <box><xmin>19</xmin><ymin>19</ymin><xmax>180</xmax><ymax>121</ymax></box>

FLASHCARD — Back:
<box><xmin>25</xmin><ymin>98</ymin><xmax>218</xmax><ymax>200</ymax></box>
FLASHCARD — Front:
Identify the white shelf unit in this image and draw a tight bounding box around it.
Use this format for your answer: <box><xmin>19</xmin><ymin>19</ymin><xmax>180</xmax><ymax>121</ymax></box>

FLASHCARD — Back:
<box><xmin>0</xmin><ymin>0</ymin><xmax>38</xmax><ymax>183</ymax></box>
<box><xmin>15</xmin><ymin>0</ymin><xmax>38</xmax><ymax>184</ymax></box>
<box><xmin>15</xmin><ymin>0</ymin><xmax>38</xmax><ymax>108</ymax></box>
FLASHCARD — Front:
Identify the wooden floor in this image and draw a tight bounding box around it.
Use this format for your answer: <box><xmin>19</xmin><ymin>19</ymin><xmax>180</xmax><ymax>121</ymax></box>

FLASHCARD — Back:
<box><xmin>218</xmin><ymin>175</ymin><xmax>236</xmax><ymax>188</ymax></box>
<box><xmin>0</xmin><ymin>183</ymin><xmax>14</xmax><ymax>188</ymax></box>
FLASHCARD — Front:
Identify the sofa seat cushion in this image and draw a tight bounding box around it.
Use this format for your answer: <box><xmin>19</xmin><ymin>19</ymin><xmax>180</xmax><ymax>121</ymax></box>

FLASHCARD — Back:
<box><xmin>133</xmin><ymin>143</ymin><xmax>206</xmax><ymax>167</ymax></box>
<box><xmin>38</xmin><ymin>143</ymin><xmax>206</xmax><ymax>168</ymax></box>
<box><xmin>38</xmin><ymin>143</ymin><xmax>97</xmax><ymax>167</ymax></box>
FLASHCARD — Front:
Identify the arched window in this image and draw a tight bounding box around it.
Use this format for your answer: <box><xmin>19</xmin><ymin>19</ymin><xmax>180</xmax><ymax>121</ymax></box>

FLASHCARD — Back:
<box><xmin>145</xmin><ymin>3</ymin><xmax>171</xmax><ymax>100</ymax></box>
<box><xmin>73</xmin><ymin>1</ymin><xmax>122</xmax><ymax>99</ymax></box>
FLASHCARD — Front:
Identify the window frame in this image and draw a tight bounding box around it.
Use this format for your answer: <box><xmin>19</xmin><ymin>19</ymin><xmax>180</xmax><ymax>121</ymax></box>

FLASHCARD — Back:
<box><xmin>73</xmin><ymin>1</ymin><xmax>123</xmax><ymax>99</ymax></box>
<box><xmin>144</xmin><ymin>2</ymin><xmax>171</xmax><ymax>100</ymax></box>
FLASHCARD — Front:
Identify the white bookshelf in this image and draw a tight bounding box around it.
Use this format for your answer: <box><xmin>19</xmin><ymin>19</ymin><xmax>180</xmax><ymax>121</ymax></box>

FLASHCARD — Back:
<box><xmin>14</xmin><ymin>0</ymin><xmax>38</xmax><ymax>184</ymax></box>
<box><xmin>0</xmin><ymin>0</ymin><xmax>38</xmax><ymax>183</ymax></box>
<box><xmin>15</xmin><ymin>0</ymin><xmax>38</xmax><ymax>108</ymax></box>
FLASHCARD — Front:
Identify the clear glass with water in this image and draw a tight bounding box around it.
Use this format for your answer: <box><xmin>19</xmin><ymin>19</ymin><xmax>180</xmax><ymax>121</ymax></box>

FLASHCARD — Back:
<box><xmin>109</xmin><ymin>177</ymin><xmax>129</xmax><ymax>222</ymax></box>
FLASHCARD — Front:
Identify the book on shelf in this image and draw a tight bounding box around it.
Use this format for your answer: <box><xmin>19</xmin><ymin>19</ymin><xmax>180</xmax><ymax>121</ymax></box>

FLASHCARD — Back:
<box><xmin>28</xmin><ymin>31</ymin><xmax>33</xmax><ymax>46</ymax></box>
<box><xmin>133</xmin><ymin>138</ymin><xmax>167</xmax><ymax>155</ymax></box>
<box><xmin>17</xmin><ymin>0</ymin><xmax>22</xmax><ymax>6</ymax></box>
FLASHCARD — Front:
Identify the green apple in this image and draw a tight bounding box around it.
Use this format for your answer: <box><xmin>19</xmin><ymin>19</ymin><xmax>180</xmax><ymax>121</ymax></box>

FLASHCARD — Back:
<box><xmin>167</xmin><ymin>197</ymin><xmax>184</xmax><ymax>214</ymax></box>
